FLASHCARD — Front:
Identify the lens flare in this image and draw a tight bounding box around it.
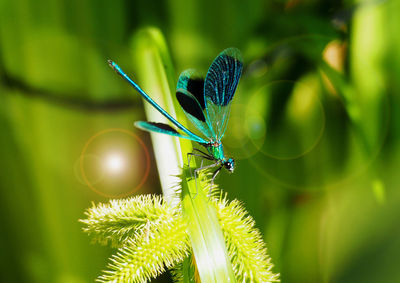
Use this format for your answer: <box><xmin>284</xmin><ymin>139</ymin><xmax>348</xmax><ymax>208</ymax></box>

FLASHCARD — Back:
<box><xmin>80</xmin><ymin>128</ymin><xmax>150</xmax><ymax>198</ymax></box>
<box><xmin>104</xmin><ymin>153</ymin><xmax>125</xmax><ymax>175</ymax></box>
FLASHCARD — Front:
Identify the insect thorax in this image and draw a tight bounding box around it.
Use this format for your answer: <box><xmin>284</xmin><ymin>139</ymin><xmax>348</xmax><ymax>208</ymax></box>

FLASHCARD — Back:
<box><xmin>207</xmin><ymin>142</ymin><xmax>225</xmax><ymax>162</ymax></box>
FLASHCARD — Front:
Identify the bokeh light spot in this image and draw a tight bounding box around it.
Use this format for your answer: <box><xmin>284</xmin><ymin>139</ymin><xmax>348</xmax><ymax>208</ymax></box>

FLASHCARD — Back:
<box><xmin>79</xmin><ymin>128</ymin><xmax>150</xmax><ymax>198</ymax></box>
<box><xmin>104</xmin><ymin>153</ymin><xmax>125</xmax><ymax>175</ymax></box>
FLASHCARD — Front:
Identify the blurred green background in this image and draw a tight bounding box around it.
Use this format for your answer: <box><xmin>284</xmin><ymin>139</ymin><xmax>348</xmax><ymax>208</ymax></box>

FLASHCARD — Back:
<box><xmin>1</xmin><ymin>0</ymin><xmax>399</xmax><ymax>282</ymax></box>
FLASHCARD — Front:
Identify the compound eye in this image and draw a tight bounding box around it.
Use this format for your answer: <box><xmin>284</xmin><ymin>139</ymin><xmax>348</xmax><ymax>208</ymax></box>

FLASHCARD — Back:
<box><xmin>225</xmin><ymin>158</ymin><xmax>235</xmax><ymax>173</ymax></box>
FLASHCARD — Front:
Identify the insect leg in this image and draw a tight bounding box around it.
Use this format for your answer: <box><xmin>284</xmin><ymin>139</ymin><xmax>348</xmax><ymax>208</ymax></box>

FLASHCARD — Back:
<box><xmin>187</xmin><ymin>150</ymin><xmax>213</xmax><ymax>178</ymax></box>
<box><xmin>211</xmin><ymin>166</ymin><xmax>222</xmax><ymax>184</ymax></box>
<box><xmin>187</xmin><ymin>152</ymin><xmax>213</xmax><ymax>198</ymax></box>
<box><xmin>194</xmin><ymin>161</ymin><xmax>220</xmax><ymax>177</ymax></box>
<box><xmin>209</xmin><ymin>166</ymin><xmax>223</xmax><ymax>197</ymax></box>
<box><xmin>192</xmin><ymin>148</ymin><xmax>211</xmax><ymax>157</ymax></box>
<box><xmin>187</xmin><ymin>152</ymin><xmax>212</xmax><ymax>176</ymax></box>
<box><xmin>193</xmin><ymin>162</ymin><xmax>220</xmax><ymax>199</ymax></box>
<box><xmin>187</xmin><ymin>153</ymin><xmax>194</xmax><ymax>179</ymax></box>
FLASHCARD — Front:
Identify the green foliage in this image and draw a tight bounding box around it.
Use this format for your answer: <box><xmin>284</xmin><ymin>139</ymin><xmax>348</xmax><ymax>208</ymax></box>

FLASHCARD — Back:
<box><xmin>81</xmin><ymin>183</ymin><xmax>279</xmax><ymax>282</ymax></box>
<box><xmin>81</xmin><ymin>194</ymin><xmax>189</xmax><ymax>282</ymax></box>
<box><xmin>97</xmin><ymin>209</ymin><xmax>189</xmax><ymax>283</ymax></box>
<box><xmin>170</xmin><ymin>253</ymin><xmax>198</xmax><ymax>283</ymax></box>
<box><xmin>1</xmin><ymin>0</ymin><xmax>400</xmax><ymax>283</ymax></box>
<box><xmin>216</xmin><ymin>196</ymin><xmax>280</xmax><ymax>282</ymax></box>
<box><xmin>80</xmin><ymin>195</ymin><xmax>180</xmax><ymax>247</ymax></box>
<box><xmin>180</xmin><ymin>172</ymin><xmax>237</xmax><ymax>283</ymax></box>
<box><xmin>80</xmin><ymin>28</ymin><xmax>279</xmax><ymax>282</ymax></box>
<box><xmin>131</xmin><ymin>28</ymin><xmax>237</xmax><ymax>282</ymax></box>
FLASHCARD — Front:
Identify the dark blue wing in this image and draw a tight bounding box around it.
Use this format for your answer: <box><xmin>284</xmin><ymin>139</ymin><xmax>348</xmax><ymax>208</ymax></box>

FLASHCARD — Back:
<box><xmin>176</xmin><ymin>70</ymin><xmax>213</xmax><ymax>139</ymax></box>
<box><xmin>204</xmin><ymin>48</ymin><xmax>243</xmax><ymax>140</ymax></box>
<box><xmin>134</xmin><ymin>121</ymin><xmax>207</xmax><ymax>143</ymax></box>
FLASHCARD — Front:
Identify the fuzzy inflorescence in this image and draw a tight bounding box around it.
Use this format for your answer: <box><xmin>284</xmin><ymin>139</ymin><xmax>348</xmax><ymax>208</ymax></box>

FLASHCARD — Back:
<box><xmin>215</xmin><ymin>196</ymin><xmax>280</xmax><ymax>282</ymax></box>
<box><xmin>81</xmin><ymin>188</ymin><xmax>279</xmax><ymax>282</ymax></box>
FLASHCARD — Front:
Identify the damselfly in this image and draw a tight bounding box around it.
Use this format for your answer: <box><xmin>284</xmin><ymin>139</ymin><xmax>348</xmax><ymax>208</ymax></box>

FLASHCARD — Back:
<box><xmin>108</xmin><ymin>48</ymin><xmax>243</xmax><ymax>184</ymax></box>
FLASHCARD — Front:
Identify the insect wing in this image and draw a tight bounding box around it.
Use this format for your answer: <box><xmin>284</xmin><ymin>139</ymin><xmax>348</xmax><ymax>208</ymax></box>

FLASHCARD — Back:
<box><xmin>108</xmin><ymin>60</ymin><xmax>206</xmax><ymax>143</ymax></box>
<box><xmin>176</xmin><ymin>70</ymin><xmax>213</xmax><ymax>139</ymax></box>
<box><xmin>134</xmin><ymin>121</ymin><xmax>206</xmax><ymax>143</ymax></box>
<box><xmin>204</xmin><ymin>48</ymin><xmax>243</xmax><ymax>139</ymax></box>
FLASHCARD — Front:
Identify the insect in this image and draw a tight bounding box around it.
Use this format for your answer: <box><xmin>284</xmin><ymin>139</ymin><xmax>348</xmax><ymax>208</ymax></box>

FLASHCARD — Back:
<box><xmin>108</xmin><ymin>47</ymin><xmax>243</xmax><ymax>185</ymax></box>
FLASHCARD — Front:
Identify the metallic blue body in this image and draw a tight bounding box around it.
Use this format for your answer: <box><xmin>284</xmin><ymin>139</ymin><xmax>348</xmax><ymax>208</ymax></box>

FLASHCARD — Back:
<box><xmin>108</xmin><ymin>48</ymin><xmax>242</xmax><ymax>172</ymax></box>
<box><xmin>108</xmin><ymin>60</ymin><xmax>206</xmax><ymax>144</ymax></box>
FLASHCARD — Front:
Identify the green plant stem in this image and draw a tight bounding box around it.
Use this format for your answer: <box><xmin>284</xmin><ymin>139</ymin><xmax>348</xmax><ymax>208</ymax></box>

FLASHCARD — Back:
<box><xmin>181</xmin><ymin>173</ymin><xmax>237</xmax><ymax>282</ymax></box>
<box><xmin>131</xmin><ymin>27</ymin><xmax>236</xmax><ymax>282</ymax></box>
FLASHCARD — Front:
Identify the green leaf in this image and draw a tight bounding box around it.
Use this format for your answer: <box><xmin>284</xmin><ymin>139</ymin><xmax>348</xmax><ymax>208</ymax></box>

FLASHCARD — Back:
<box><xmin>131</xmin><ymin>27</ymin><xmax>236</xmax><ymax>282</ymax></box>
<box><xmin>130</xmin><ymin>27</ymin><xmax>183</xmax><ymax>205</ymax></box>
<box><xmin>181</xmin><ymin>172</ymin><xmax>237</xmax><ymax>283</ymax></box>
